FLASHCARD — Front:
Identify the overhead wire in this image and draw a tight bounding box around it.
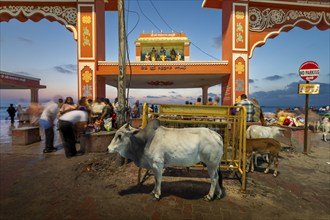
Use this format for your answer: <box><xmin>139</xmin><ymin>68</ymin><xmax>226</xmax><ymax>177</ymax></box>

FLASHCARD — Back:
<box><xmin>148</xmin><ymin>0</ymin><xmax>175</xmax><ymax>32</ymax></box>
<box><xmin>124</xmin><ymin>0</ymin><xmax>135</xmax><ymax>122</ymax></box>
<box><xmin>147</xmin><ymin>0</ymin><xmax>220</xmax><ymax>60</ymax></box>
<box><xmin>137</xmin><ymin>0</ymin><xmax>161</xmax><ymax>32</ymax></box>
<box><xmin>190</xmin><ymin>42</ymin><xmax>220</xmax><ymax>60</ymax></box>
<box><xmin>126</xmin><ymin>9</ymin><xmax>140</xmax><ymax>36</ymax></box>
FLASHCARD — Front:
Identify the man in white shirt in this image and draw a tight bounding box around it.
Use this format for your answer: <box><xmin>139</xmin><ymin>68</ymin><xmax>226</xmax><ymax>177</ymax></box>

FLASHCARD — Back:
<box><xmin>58</xmin><ymin>110</ymin><xmax>88</xmax><ymax>158</ymax></box>
<box><xmin>39</xmin><ymin>101</ymin><xmax>59</xmax><ymax>153</ymax></box>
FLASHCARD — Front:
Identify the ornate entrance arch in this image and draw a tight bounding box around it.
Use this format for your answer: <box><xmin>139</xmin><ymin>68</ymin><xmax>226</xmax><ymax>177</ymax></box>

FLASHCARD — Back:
<box><xmin>203</xmin><ymin>0</ymin><xmax>330</xmax><ymax>105</ymax></box>
<box><xmin>1</xmin><ymin>0</ymin><xmax>329</xmax><ymax>105</ymax></box>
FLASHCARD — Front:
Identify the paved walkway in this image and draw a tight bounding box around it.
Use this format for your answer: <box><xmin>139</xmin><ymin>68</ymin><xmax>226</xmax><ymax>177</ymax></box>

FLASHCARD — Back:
<box><xmin>0</xmin><ymin>120</ymin><xmax>329</xmax><ymax>220</ymax></box>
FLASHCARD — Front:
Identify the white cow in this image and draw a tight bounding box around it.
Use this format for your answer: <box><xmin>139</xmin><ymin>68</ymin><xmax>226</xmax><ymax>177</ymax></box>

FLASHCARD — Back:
<box><xmin>246</xmin><ymin>125</ymin><xmax>286</xmax><ymax>140</ymax></box>
<box><xmin>108</xmin><ymin>119</ymin><xmax>224</xmax><ymax>201</ymax></box>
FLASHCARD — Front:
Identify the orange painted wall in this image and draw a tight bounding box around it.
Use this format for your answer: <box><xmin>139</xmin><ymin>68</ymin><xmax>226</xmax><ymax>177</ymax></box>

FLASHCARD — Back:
<box><xmin>95</xmin><ymin>0</ymin><xmax>105</xmax><ymax>61</ymax></box>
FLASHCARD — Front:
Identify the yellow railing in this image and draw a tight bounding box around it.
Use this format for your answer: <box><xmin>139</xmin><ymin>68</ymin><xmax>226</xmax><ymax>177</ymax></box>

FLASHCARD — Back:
<box><xmin>141</xmin><ymin>103</ymin><xmax>247</xmax><ymax>192</ymax></box>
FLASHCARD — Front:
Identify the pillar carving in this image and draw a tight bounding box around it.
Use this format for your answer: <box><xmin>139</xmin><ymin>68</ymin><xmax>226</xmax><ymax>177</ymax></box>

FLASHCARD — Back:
<box><xmin>232</xmin><ymin>53</ymin><xmax>248</xmax><ymax>101</ymax></box>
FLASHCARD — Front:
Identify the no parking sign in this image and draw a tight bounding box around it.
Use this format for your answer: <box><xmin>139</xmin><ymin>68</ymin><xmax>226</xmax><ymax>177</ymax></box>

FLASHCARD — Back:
<box><xmin>298</xmin><ymin>61</ymin><xmax>320</xmax><ymax>154</ymax></box>
<box><xmin>299</xmin><ymin>61</ymin><xmax>320</xmax><ymax>81</ymax></box>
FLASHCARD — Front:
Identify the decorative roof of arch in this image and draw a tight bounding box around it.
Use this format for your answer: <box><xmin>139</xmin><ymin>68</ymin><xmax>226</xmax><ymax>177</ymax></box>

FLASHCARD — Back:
<box><xmin>0</xmin><ymin>1</ymin><xmax>77</xmax><ymax>25</ymax></box>
<box><xmin>203</xmin><ymin>0</ymin><xmax>330</xmax><ymax>9</ymax></box>
<box><xmin>202</xmin><ymin>0</ymin><xmax>330</xmax><ymax>58</ymax></box>
<box><xmin>0</xmin><ymin>1</ymin><xmax>117</xmax><ymax>39</ymax></box>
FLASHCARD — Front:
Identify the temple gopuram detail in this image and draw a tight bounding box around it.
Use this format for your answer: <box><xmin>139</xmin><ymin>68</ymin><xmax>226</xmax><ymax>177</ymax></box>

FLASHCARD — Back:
<box><xmin>134</xmin><ymin>33</ymin><xmax>190</xmax><ymax>62</ymax></box>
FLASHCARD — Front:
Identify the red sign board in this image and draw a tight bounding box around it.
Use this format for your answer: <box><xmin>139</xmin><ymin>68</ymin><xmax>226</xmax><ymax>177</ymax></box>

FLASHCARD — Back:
<box><xmin>299</xmin><ymin>61</ymin><xmax>320</xmax><ymax>81</ymax></box>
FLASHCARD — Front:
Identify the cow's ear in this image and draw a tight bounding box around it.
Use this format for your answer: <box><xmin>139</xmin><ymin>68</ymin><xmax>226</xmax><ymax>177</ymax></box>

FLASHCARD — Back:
<box><xmin>125</xmin><ymin>123</ymin><xmax>130</xmax><ymax>130</ymax></box>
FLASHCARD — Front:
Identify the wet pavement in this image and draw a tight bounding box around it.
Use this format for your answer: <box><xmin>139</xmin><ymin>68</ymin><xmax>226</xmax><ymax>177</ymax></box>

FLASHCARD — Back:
<box><xmin>0</xmin><ymin>120</ymin><xmax>329</xmax><ymax>220</ymax></box>
<box><xmin>0</xmin><ymin>120</ymin><xmax>60</xmax><ymax>154</ymax></box>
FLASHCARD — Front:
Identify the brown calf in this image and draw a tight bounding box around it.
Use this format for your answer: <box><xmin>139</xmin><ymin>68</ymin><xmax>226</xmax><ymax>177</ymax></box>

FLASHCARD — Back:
<box><xmin>246</xmin><ymin>138</ymin><xmax>281</xmax><ymax>177</ymax></box>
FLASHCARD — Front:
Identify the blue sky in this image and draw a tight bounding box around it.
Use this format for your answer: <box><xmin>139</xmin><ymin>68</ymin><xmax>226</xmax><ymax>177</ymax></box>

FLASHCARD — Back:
<box><xmin>0</xmin><ymin>0</ymin><xmax>329</xmax><ymax>108</ymax></box>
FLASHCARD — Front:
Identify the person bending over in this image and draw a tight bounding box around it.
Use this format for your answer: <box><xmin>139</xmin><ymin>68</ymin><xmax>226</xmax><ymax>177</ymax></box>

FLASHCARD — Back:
<box><xmin>58</xmin><ymin>110</ymin><xmax>88</xmax><ymax>158</ymax></box>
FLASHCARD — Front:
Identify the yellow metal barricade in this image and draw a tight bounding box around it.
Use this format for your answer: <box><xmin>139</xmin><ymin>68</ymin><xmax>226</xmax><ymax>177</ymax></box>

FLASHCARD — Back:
<box><xmin>140</xmin><ymin>103</ymin><xmax>247</xmax><ymax>192</ymax></box>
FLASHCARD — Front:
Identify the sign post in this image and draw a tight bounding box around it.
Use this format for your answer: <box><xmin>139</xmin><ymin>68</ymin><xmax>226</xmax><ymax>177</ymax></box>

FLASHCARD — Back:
<box><xmin>298</xmin><ymin>61</ymin><xmax>320</xmax><ymax>154</ymax></box>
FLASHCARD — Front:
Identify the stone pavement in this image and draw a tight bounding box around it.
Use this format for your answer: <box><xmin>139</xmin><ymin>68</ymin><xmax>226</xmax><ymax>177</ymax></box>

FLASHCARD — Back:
<box><xmin>0</xmin><ymin>120</ymin><xmax>329</xmax><ymax>220</ymax></box>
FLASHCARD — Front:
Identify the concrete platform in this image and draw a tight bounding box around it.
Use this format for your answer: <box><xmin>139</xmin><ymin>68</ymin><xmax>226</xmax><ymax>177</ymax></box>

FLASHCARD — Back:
<box><xmin>80</xmin><ymin>131</ymin><xmax>116</xmax><ymax>153</ymax></box>
<box><xmin>12</xmin><ymin>126</ymin><xmax>41</xmax><ymax>145</ymax></box>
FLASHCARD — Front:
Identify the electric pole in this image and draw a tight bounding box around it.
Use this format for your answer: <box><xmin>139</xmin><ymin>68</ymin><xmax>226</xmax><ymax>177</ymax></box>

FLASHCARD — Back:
<box><xmin>117</xmin><ymin>0</ymin><xmax>126</xmax><ymax>128</ymax></box>
<box><xmin>116</xmin><ymin>0</ymin><xmax>126</xmax><ymax>166</ymax></box>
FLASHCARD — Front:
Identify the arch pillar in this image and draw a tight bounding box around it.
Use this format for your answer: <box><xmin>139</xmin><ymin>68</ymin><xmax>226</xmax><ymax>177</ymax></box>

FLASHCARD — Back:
<box><xmin>77</xmin><ymin>1</ymin><xmax>106</xmax><ymax>101</ymax></box>
<box><xmin>30</xmin><ymin>88</ymin><xmax>39</xmax><ymax>103</ymax></box>
<box><xmin>202</xmin><ymin>86</ymin><xmax>208</xmax><ymax>105</ymax></box>
<box><xmin>221</xmin><ymin>1</ymin><xmax>249</xmax><ymax>105</ymax></box>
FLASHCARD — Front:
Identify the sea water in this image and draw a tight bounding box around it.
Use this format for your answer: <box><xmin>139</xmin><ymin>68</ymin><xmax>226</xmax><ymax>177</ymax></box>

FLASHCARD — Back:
<box><xmin>1</xmin><ymin>105</ymin><xmax>325</xmax><ymax>121</ymax></box>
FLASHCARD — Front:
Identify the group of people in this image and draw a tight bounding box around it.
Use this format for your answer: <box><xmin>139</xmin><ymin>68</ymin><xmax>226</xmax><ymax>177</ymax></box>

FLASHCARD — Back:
<box><xmin>38</xmin><ymin>96</ymin><xmax>120</xmax><ymax>158</ymax></box>
<box><xmin>6</xmin><ymin>104</ymin><xmax>33</xmax><ymax>124</ymax></box>
<box><xmin>188</xmin><ymin>96</ymin><xmax>220</xmax><ymax>106</ymax></box>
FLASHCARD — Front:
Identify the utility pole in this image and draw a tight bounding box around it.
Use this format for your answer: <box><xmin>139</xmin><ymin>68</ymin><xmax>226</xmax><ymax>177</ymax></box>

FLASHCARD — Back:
<box><xmin>117</xmin><ymin>0</ymin><xmax>126</xmax><ymax>128</ymax></box>
<box><xmin>116</xmin><ymin>0</ymin><xmax>126</xmax><ymax>166</ymax></box>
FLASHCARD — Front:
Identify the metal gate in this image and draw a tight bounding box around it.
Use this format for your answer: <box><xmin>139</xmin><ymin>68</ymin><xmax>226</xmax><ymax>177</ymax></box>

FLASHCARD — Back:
<box><xmin>140</xmin><ymin>103</ymin><xmax>247</xmax><ymax>192</ymax></box>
